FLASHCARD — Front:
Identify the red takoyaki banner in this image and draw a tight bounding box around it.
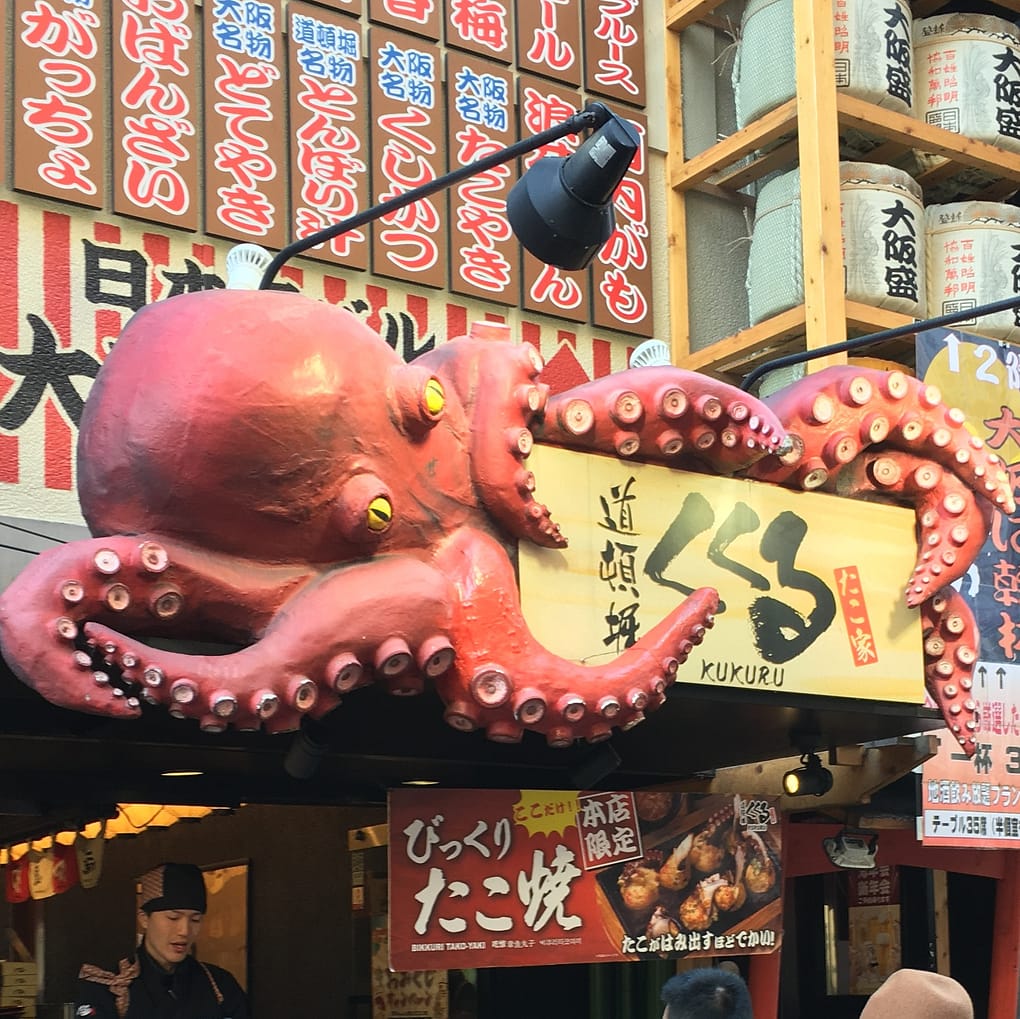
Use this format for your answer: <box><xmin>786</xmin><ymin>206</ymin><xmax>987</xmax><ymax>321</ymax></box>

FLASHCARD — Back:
<box><xmin>388</xmin><ymin>788</ymin><xmax>783</xmax><ymax>971</ymax></box>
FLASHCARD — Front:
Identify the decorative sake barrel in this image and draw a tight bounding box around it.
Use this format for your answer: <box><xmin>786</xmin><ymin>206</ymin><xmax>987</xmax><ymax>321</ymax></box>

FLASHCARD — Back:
<box><xmin>733</xmin><ymin>0</ymin><xmax>913</xmax><ymax>128</ymax></box>
<box><xmin>925</xmin><ymin>201</ymin><xmax>1020</xmax><ymax>341</ymax></box>
<box><xmin>746</xmin><ymin>162</ymin><xmax>925</xmax><ymax>325</ymax></box>
<box><xmin>913</xmin><ymin>13</ymin><xmax>1020</xmax><ymax>153</ymax></box>
<box><xmin>841</xmin><ymin>163</ymin><xmax>925</xmax><ymax>316</ymax></box>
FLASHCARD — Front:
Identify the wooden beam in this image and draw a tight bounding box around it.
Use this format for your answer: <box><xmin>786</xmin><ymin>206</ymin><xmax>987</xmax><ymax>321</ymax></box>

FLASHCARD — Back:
<box><xmin>665</xmin><ymin>0</ymin><xmax>727</xmax><ymax>33</ymax></box>
<box><xmin>989</xmin><ymin>850</ymin><xmax>1020</xmax><ymax>1017</ymax></box>
<box><xmin>670</xmin><ymin>736</ymin><xmax>938</xmax><ymax>811</ymax></box>
<box><xmin>709</xmin><ymin>139</ymin><xmax>799</xmax><ymax>192</ymax></box>
<box><xmin>784</xmin><ymin>822</ymin><xmax>1010</xmax><ymax>880</ymax></box>
<box><xmin>676</xmin><ymin>306</ymin><xmax>807</xmax><ymax>374</ymax></box>
<box><xmin>670</xmin><ymin>99</ymin><xmax>799</xmax><ymax>191</ymax></box>
<box><xmin>665</xmin><ymin>8</ymin><xmax>691</xmax><ymax>359</ymax></box>
<box><xmin>794</xmin><ymin>0</ymin><xmax>847</xmax><ymax>362</ymax></box>
<box><xmin>971</xmin><ymin>177</ymin><xmax>1020</xmax><ymax>203</ymax></box>
<box><xmin>843</xmin><ymin>300</ymin><xmax>915</xmax><ymax>336</ymax></box>
<box><xmin>837</xmin><ymin>93</ymin><xmax>1020</xmax><ymax>183</ymax></box>
<box><xmin>932</xmin><ymin>869</ymin><xmax>951</xmax><ymax>975</ymax></box>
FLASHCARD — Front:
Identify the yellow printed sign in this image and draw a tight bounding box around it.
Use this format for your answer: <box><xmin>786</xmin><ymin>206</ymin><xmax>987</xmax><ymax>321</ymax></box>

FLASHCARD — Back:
<box><xmin>519</xmin><ymin>446</ymin><xmax>924</xmax><ymax>702</ymax></box>
<box><xmin>513</xmin><ymin>790</ymin><xmax>582</xmax><ymax>838</ymax></box>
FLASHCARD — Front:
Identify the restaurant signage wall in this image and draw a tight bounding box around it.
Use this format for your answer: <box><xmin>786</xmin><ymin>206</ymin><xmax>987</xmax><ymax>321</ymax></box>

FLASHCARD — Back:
<box><xmin>8</xmin><ymin>0</ymin><xmax>653</xmax><ymax>336</ymax></box>
<box><xmin>917</xmin><ymin>328</ymin><xmax>1020</xmax><ymax>847</ymax></box>
<box><xmin>388</xmin><ymin>788</ymin><xmax>782</xmax><ymax>971</ymax></box>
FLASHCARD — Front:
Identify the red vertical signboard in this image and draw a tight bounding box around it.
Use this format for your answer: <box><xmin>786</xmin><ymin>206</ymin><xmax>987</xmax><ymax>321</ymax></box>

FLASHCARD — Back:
<box><xmin>203</xmin><ymin>0</ymin><xmax>287</xmax><ymax>247</ymax></box>
<box><xmin>583</xmin><ymin>0</ymin><xmax>646</xmax><ymax>106</ymax></box>
<box><xmin>518</xmin><ymin>76</ymin><xmax>587</xmax><ymax>324</ymax></box>
<box><xmin>446</xmin><ymin>54</ymin><xmax>516</xmax><ymax>305</ymax></box>
<box><xmin>445</xmin><ymin>0</ymin><xmax>513</xmax><ymax>64</ymax></box>
<box><xmin>14</xmin><ymin>0</ymin><xmax>106</xmax><ymax>207</ymax></box>
<box><xmin>370</xmin><ymin>28</ymin><xmax>446</xmax><ymax>289</ymax></box>
<box><xmin>389</xmin><ymin>789</ymin><xmax>782</xmax><ymax>971</ymax></box>
<box><xmin>317</xmin><ymin>0</ymin><xmax>363</xmax><ymax>14</ymax></box>
<box><xmin>288</xmin><ymin>3</ymin><xmax>370</xmax><ymax>270</ymax></box>
<box><xmin>592</xmin><ymin>111</ymin><xmax>652</xmax><ymax>337</ymax></box>
<box><xmin>368</xmin><ymin>0</ymin><xmax>441</xmax><ymax>40</ymax></box>
<box><xmin>516</xmin><ymin>0</ymin><xmax>581</xmax><ymax>84</ymax></box>
<box><xmin>111</xmin><ymin>0</ymin><xmax>199</xmax><ymax>229</ymax></box>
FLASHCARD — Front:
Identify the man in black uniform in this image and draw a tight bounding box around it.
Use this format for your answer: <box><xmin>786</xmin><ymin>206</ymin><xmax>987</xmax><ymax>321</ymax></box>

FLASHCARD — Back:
<box><xmin>75</xmin><ymin>861</ymin><xmax>249</xmax><ymax>1018</ymax></box>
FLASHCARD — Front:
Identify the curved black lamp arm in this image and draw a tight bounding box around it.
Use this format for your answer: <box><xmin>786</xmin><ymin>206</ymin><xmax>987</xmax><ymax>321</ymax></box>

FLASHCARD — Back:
<box><xmin>259</xmin><ymin>102</ymin><xmax>614</xmax><ymax>290</ymax></box>
<box><xmin>740</xmin><ymin>291</ymin><xmax>1020</xmax><ymax>392</ymax></box>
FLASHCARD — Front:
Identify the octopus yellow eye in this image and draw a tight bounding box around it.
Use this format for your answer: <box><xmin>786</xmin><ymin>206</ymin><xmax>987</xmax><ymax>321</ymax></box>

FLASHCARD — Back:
<box><xmin>366</xmin><ymin>496</ymin><xmax>393</xmax><ymax>531</ymax></box>
<box><xmin>423</xmin><ymin>377</ymin><xmax>445</xmax><ymax>416</ymax></box>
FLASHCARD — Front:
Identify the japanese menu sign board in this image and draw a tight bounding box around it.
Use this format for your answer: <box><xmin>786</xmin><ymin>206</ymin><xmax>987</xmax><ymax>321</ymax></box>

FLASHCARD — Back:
<box><xmin>203</xmin><ymin>0</ymin><xmax>287</xmax><ymax>247</ymax></box>
<box><xmin>446</xmin><ymin>53</ymin><xmax>518</xmax><ymax>304</ymax></box>
<box><xmin>14</xmin><ymin>0</ymin><xmax>106</xmax><ymax>207</ymax></box>
<box><xmin>111</xmin><ymin>0</ymin><xmax>200</xmax><ymax>229</ymax></box>
<box><xmin>583</xmin><ymin>0</ymin><xmax>645</xmax><ymax>105</ymax></box>
<box><xmin>516</xmin><ymin>0</ymin><xmax>581</xmax><ymax>83</ymax></box>
<box><xmin>388</xmin><ymin>788</ymin><xmax>783</xmax><ymax>971</ymax></box>
<box><xmin>370</xmin><ymin>27</ymin><xmax>446</xmax><ymax>288</ymax></box>
<box><xmin>518</xmin><ymin>446</ymin><xmax>925</xmax><ymax>703</ymax></box>
<box><xmin>445</xmin><ymin>0</ymin><xmax>513</xmax><ymax>62</ymax></box>
<box><xmin>372</xmin><ymin>918</ymin><xmax>448</xmax><ymax>1017</ymax></box>
<box><xmin>848</xmin><ymin>866</ymin><xmax>901</xmax><ymax>995</ymax></box>
<box><xmin>918</xmin><ymin>328</ymin><xmax>1020</xmax><ymax>847</ymax></box>
<box><xmin>287</xmin><ymin>2</ymin><xmax>370</xmax><ymax>270</ymax></box>
<box><xmin>8</xmin><ymin>0</ymin><xmax>652</xmax><ymax>335</ymax></box>
<box><xmin>518</xmin><ymin>74</ymin><xmax>587</xmax><ymax>325</ymax></box>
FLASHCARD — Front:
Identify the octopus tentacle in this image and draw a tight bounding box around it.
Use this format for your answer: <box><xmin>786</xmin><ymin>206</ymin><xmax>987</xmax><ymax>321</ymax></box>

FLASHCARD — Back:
<box><xmin>748</xmin><ymin>366</ymin><xmax>1015</xmax><ymax>515</ymax></box>
<box><xmin>416</xmin><ymin>336</ymin><xmax>563</xmax><ymax>549</ymax></box>
<box><xmin>535</xmin><ymin>367</ymin><xmax>790</xmax><ymax>474</ymax></box>
<box><xmin>828</xmin><ymin>451</ymin><xmax>993</xmax><ymax>607</ymax></box>
<box><xmin>81</xmin><ymin>556</ymin><xmax>457</xmax><ymax>733</ymax></box>
<box><xmin>742</xmin><ymin>366</ymin><xmax>998</xmax><ymax>757</ymax></box>
<box><xmin>921</xmin><ymin>586</ymin><xmax>980</xmax><ymax>755</ymax></box>
<box><xmin>0</xmin><ymin>534</ymin><xmax>313</xmax><ymax>717</ymax></box>
<box><xmin>432</xmin><ymin>528</ymin><xmax>719</xmax><ymax>746</ymax></box>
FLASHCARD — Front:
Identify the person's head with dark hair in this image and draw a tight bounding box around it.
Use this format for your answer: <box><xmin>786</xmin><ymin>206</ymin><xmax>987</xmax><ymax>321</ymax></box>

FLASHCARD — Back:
<box><xmin>137</xmin><ymin>862</ymin><xmax>208</xmax><ymax>971</ymax></box>
<box><xmin>660</xmin><ymin>967</ymin><xmax>753</xmax><ymax>1019</ymax></box>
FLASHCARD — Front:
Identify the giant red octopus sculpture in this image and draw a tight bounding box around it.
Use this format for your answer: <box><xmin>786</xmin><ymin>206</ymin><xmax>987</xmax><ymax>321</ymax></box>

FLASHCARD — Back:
<box><xmin>0</xmin><ymin>289</ymin><xmax>1011</xmax><ymax>754</ymax></box>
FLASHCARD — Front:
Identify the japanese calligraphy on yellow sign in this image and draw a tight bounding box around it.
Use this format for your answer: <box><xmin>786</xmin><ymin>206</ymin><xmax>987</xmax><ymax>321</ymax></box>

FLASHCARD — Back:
<box><xmin>519</xmin><ymin>446</ymin><xmax>924</xmax><ymax>702</ymax></box>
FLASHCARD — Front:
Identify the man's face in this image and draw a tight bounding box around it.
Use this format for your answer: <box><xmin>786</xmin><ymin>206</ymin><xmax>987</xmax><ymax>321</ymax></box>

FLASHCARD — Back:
<box><xmin>141</xmin><ymin>908</ymin><xmax>204</xmax><ymax>970</ymax></box>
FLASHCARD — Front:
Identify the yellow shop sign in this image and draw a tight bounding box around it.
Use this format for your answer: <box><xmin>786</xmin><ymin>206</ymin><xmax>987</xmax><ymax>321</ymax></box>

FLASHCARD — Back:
<box><xmin>518</xmin><ymin>446</ymin><xmax>924</xmax><ymax>703</ymax></box>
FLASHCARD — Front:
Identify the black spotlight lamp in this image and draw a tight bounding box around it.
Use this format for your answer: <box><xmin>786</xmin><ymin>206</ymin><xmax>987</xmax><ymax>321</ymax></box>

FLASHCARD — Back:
<box><xmin>782</xmin><ymin>752</ymin><xmax>834</xmax><ymax>797</ymax></box>
<box><xmin>283</xmin><ymin>718</ymin><xmax>331</xmax><ymax>780</ymax></box>
<box><xmin>505</xmin><ymin>103</ymin><xmax>640</xmax><ymax>271</ymax></box>
<box><xmin>259</xmin><ymin>101</ymin><xmax>638</xmax><ymax>289</ymax></box>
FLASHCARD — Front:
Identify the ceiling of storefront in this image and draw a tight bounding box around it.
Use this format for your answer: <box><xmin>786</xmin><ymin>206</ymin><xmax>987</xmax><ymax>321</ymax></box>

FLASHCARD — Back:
<box><xmin>0</xmin><ymin>653</ymin><xmax>945</xmax><ymax>844</ymax></box>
